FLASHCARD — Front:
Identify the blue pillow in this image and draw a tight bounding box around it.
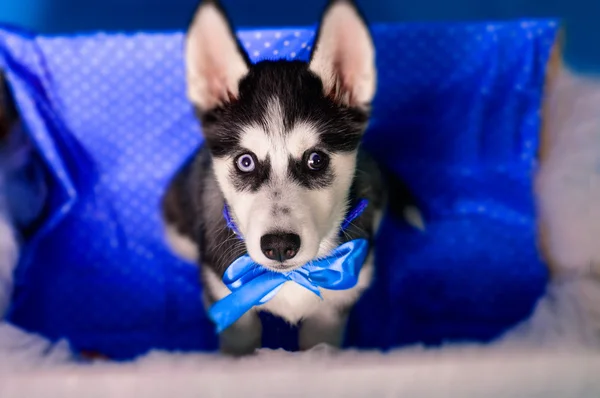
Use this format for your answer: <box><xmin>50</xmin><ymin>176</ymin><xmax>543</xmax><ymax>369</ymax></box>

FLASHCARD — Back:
<box><xmin>0</xmin><ymin>20</ymin><xmax>557</xmax><ymax>359</ymax></box>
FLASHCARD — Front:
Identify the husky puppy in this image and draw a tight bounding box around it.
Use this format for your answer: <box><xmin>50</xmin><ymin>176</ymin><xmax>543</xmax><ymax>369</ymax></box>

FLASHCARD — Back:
<box><xmin>162</xmin><ymin>0</ymin><xmax>420</xmax><ymax>355</ymax></box>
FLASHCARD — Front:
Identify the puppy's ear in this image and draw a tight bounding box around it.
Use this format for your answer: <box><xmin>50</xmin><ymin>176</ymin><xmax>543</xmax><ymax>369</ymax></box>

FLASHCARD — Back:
<box><xmin>185</xmin><ymin>0</ymin><xmax>251</xmax><ymax>112</ymax></box>
<box><xmin>309</xmin><ymin>0</ymin><xmax>376</xmax><ymax>108</ymax></box>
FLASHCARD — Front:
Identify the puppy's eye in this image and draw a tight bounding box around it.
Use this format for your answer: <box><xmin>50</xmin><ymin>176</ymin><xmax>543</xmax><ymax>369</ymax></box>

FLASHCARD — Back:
<box><xmin>235</xmin><ymin>153</ymin><xmax>256</xmax><ymax>172</ymax></box>
<box><xmin>306</xmin><ymin>151</ymin><xmax>328</xmax><ymax>171</ymax></box>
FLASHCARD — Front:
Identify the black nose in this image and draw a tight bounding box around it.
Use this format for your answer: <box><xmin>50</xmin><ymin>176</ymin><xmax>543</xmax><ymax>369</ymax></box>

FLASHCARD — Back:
<box><xmin>260</xmin><ymin>233</ymin><xmax>301</xmax><ymax>262</ymax></box>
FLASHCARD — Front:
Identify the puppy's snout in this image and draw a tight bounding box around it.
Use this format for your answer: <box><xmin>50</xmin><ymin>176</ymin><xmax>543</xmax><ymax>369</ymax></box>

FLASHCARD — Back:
<box><xmin>260</xmin><ymin>232</ymin><xmax>301</xmax><ymax>262</ymax></box>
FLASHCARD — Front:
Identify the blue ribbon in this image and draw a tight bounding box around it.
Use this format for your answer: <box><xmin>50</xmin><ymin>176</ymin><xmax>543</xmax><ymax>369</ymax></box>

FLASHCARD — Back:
<box><xmin>208</xmin><ymin>238</ymin><xmax>369</xmax><ymax>333</ymax></box>
<box><xmin>209</xmin><ymin>199</ymin><xmax>370</xmax><ymax>333</ymax></box>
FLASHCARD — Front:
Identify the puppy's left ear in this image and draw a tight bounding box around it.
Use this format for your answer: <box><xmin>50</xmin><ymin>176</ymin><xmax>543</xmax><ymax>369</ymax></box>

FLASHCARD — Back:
<box><xmin>185</xmin><ymin>0</ymin><xmax>251</xmax><ymax>112</ymax></box>
<box><xmin>309</xmin><ymin>0</ymin><xmax>376</xmax><ymax>108</ymax></box>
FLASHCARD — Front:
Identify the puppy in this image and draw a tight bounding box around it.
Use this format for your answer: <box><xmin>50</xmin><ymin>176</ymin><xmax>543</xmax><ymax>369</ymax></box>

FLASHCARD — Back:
<box><xmin>162</xmin><ymin>0</ymin><xmax>421</xmax><ymax>355</ymax></box>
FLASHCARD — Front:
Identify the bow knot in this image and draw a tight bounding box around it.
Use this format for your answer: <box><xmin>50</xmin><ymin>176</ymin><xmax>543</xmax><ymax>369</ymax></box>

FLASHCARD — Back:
<box><xmin>208</xmin><ymin>199</ymin><xmax>370</xmax><ymax>333</ymax></box>
<box><xmin>208</xmin><ymin>239</ymin><xmax>369</xmax><ymax>333</ymax></box>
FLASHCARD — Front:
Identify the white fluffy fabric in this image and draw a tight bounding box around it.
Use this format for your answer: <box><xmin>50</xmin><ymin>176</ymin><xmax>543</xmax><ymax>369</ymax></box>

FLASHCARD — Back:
<box><xmin>1</xmin><ymin>66</ymin><xmax>600</xmax><ymax>397</ymax></box>
<box><xmin>536</xmin><ymin>65</ymin><xmax>600</xmax><ymax>275</ymax></box>
<box><xmin>0</xmin><ymin>285</ymin><xmax>599</xmax><ymax>398</ymax></box>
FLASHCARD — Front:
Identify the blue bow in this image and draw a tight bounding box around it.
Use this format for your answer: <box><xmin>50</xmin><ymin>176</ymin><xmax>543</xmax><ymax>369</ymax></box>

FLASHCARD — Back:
<box><xmin>209</xmin><ymin>199</ymin><xmax>370</xmax><ymax>333</ymax></box>
<box><xmin>208</xmin><ymin>238</ymin><xmax>369</xmax><ymax>332</ymax></box>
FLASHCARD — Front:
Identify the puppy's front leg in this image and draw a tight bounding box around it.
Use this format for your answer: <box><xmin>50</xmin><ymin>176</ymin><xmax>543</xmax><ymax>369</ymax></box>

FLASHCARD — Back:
<box><xmin>218</xmin><ymin>309</ymin><xmax>262</xmax><ymax>356</ymax></box>
<box><xmin>298</xmin><ymin>306</ymin><xmax>349</xmax><ymax>351</ymax></box>
<box><xmin>299</xmin><ymin>252</ymin><xmax>375</xmax><ymax>351</ymax></box>
<box><xmin>202</xmin><ymin>284</ymin><xmax>262</xmax><ymax>356</ymax></box>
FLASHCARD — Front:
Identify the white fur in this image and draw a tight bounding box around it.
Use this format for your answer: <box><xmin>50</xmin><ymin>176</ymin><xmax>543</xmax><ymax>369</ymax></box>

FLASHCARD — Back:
<box><xmin>309</xmin><ymin>1</ymin><xmax>376</xmax><ymax>106</ymax></box>
<box><xmin>257</xmin><ymin>252</ymin><xmax>373</xmax><ymax>325</ymax></box>
<box><xmin>185</xmin><ymin>2</ymin><xmax>249</xmax><ymax>110</ymax></box>
<box><xmin>259</xmin><ymin>250</ymin><xmax>372</xmax><ymax>325</ymax></box>
<box><xmin>238</xmin><ymin>101</ymin><xmax>320</xmax><ymax>168</ymax></box>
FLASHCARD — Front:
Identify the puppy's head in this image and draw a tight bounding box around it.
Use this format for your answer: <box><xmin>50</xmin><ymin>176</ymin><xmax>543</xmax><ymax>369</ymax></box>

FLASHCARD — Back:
<box><xmin>186</xmin><ymin>0</ymin><xmax>376</xmax><ymax>270</ymax></box>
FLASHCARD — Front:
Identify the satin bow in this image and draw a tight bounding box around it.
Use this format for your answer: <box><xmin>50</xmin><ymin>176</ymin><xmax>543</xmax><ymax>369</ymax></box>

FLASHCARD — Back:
<box><xmin>209</xmin><ymin>199</ymin><xmax>369</xmax><ymax>333</ymax></box>
<box><xmin>208</xmin><ymin>238</ymin><xmax>369</xmax><ymax>333</ymax></box>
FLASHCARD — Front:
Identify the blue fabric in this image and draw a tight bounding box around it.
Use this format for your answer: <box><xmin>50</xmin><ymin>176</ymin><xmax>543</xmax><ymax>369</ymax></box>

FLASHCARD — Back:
<box><xmin>0</xmin><ymin>20</ymin><xmax>556</xmax><ymax>359</ymax></box>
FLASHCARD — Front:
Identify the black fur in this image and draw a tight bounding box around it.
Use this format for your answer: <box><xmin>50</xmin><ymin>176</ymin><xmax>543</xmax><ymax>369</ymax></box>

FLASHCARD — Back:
<box><xmin>230</xmin><ymin>154</ymin><xmax>271</xmax><ymax>192</ymax></box>
<box><xmin>287</xmin><ymin>154</ymin><xmax>334</xmax><ymax>189</ymax></box>
<box><xmin>200</xmin><ymin>61</ymin><xmax>368</xmax><ymax>158</ymax></box>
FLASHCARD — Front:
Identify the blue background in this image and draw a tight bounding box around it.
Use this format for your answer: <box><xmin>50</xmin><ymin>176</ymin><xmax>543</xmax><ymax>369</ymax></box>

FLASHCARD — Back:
<box><xmin>0</xmin><ymin>0</ymin><xmax>598</xmax><ymax>72</ymax></box>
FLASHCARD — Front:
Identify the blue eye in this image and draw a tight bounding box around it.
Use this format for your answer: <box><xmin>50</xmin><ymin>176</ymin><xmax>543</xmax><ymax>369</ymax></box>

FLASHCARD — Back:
<box><xmin>307</xmin><ymin>151</ymin><xmax>327</xmax><ymax>171</ymax></box>
<box><xmin>236</xmin><ymin>153</ymin><xmax>255</xmax><ymax>172</ymax></box>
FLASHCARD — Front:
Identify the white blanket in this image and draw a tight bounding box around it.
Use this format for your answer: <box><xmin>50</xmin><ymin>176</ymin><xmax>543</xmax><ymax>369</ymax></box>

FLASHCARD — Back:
<box><xmin>0</xmin><ymin>276</ymin><xmax>599</xmax><ymax>398</ymax></box>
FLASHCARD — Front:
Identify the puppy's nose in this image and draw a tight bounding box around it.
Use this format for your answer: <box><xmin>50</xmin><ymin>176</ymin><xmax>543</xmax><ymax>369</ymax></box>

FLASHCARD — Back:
<box><xmin>260</xmin><ymin>233</ymin><xmax>301</xmax><ymax>262</ymax></box>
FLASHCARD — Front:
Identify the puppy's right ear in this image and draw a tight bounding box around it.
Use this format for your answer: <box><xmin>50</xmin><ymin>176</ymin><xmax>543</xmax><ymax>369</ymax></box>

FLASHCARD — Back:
<box><xmin>309</xmin><ymin>0</ymin><xmax>376</xmax><ymax>108</ymax></box>
<box><xmin>185</xmin><ymin>0</ymin><xmax>251</xmax><ymax>112</ymax></box>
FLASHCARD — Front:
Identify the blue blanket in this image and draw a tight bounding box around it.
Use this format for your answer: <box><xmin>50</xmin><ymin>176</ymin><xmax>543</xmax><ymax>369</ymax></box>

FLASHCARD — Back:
<box><xmin>0</xmin><ymin>20</ymin><xmax>557</xmax><ymax>359</ymax></box>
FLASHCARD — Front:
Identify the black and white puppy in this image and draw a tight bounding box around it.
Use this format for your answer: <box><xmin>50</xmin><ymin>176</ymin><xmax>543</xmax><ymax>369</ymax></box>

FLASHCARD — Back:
<box><xmin>162</xmin><ymin>0</ymin><xmax>421</xmax><ymax>355</ymax></box>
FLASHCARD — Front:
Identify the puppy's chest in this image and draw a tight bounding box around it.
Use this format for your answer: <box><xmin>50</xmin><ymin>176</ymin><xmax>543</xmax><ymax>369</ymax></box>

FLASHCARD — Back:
<box><xmin>257</xmin><ymin>282</ymin><xmax>322</xmax><ymax>324</ymax></box>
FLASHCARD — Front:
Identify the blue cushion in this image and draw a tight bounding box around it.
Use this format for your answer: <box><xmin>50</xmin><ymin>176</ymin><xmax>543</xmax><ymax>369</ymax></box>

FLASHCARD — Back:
<box><xmin>0</xmin><ymin>20</ymin><xmax>557</xmax><ymax>359</ymax></box>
